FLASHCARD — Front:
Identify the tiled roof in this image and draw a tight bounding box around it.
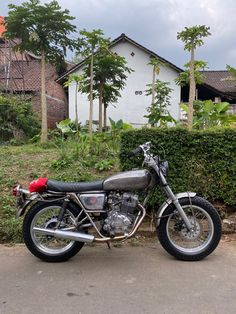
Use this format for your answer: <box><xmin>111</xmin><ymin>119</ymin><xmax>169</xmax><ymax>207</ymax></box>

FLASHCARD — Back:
<box><xmin>0</xmin><ymin>16</ymin><xmax>6</xmax><ymax>38</ymax></box>
<box><xmin>201</xmin><ymin>70</ymin><xmax>236</xmax><ymax>98</ymax></box>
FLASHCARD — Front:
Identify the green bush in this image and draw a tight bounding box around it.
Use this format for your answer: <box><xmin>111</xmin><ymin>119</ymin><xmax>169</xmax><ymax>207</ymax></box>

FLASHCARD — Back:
<box><xmin>120</xmin><ymin>127</ymin><xmax>236</xmax><ymax>206</ymax></box>
<box><xmin>0</xmin><ymin>94</ymin><xmax>40</xmax><ymax>142</ymax></box>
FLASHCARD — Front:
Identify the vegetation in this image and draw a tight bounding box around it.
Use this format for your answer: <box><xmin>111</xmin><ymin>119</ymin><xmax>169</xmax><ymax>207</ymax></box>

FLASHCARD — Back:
<box><xmin>0</xmin><ymin>94</ymin><xmax>40</xmax><ymax>143</ymax></box>
<box><xmin>181</xmin><ymin>100</ymin><xmax>236</xmax><ymax>129</ymax></box>
<box><xmin>175</xmin><ymin>60</ymin><xmax>208</xmax><ymax>87</ymax></box>
<box><xmin>64</xmin><ymin>75</ymin><xmax>84</xmax><ymax>132</ymax></box>
<box><xmin>120</xmin><ymin>128</ymin><xmax>236</xmax><ymax>206</ymax></box>
<box><xmin>78</xmin><ymin>29</ymin><xmax>110</xmax><ymax>134</ymax></box>
<box><xmin>145</xmin><ymin>80</ymin><xmax>175</xmax><ymax>127</ymax></box>
<box><xmin>226</xmin><ymin>65</ymin><xmax>236</xmax><ymax>81</ymax></box>
<box><xmin>81</xmin><ymin>48</ymin><xmax>133</xmax><ymax>131</ymax></box>
<box><xmin>177</xmin><ymin>25</ymin><xmax>211</xmax><ymax>130</ymax></box>
<box><xmin>148</xmin><ymin>57</ymin><xmax>165</xmax><ymax>105</ymax></box>
<box><xmin>4</xmin><ymin>0</ymin><xmax>77</xmax><ymax>143</ymax></box>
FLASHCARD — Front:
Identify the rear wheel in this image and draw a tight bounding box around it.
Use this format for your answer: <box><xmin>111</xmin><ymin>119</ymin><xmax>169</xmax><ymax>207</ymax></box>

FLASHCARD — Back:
<box><xmin>157</xmin><ymin>197</ymin><xmax>222</xmax><ymax>261</ymax></box>
<box><xmin>23</xmin><ymin>201</ymin><xmax>85</xmax><ymax>262</ymax></box>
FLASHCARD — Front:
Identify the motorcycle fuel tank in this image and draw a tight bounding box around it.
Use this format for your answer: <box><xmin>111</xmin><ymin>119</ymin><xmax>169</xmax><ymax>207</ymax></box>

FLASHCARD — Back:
<box><xmin>103</xmin><ymin>170</ymin><xmax>151</xmax><ymax>191</ymax></box>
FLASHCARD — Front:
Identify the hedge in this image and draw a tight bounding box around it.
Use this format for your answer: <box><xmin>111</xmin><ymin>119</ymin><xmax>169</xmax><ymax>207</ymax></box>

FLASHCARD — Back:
<box><xmin>120</xmin><ymin>128</ymin><xmax>236</xmax><ymax>206</ymax></box>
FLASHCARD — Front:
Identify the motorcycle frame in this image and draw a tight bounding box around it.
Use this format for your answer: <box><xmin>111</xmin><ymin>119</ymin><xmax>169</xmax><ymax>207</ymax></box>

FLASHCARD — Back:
<box><xmin>30</xmin><ymin>191</ymin><xmax>146</xmax><ymax>243</ymax></box>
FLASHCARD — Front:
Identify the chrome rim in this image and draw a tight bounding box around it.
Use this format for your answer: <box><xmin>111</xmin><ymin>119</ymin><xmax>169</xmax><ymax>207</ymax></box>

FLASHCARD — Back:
<box><xmin>30</xmin><ymin>206</ymin><xmax>76</xmax><ymax>256</ymax></box>
<box><xmin>166</xmin><ymin>205</ymin><xmax>214</xmax><ymax>255</ymax></box>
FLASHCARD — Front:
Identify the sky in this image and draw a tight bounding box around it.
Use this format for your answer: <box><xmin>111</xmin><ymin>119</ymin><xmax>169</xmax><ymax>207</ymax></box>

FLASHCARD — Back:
<box><xmin>1</xmin><ymin>0</ymin><xmax>235</xmax><ymax>70</ymax></box>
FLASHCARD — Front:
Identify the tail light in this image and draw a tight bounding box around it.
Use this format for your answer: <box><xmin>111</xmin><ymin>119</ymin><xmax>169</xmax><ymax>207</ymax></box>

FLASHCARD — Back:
<box><xmin>12</xmin><ymin>185</ymin><xmax>20</xmax><ymax>196</ymax></box>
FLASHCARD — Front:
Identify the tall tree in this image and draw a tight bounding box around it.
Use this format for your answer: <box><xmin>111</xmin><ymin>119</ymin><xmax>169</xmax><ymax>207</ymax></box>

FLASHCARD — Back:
<box><xmin>79</xmin><ymin>29</ymin><xmax>110</xmax><ymax>134</ymax></box>
<box><xmin>148</xmin><ymin>57</ymin><xmax>165</xmax><ymax>106</ymax></box>
<box><xmin>4</xmin><ymin>0</ymin><xmax>77</xmax><ymax>142</ymax></box>
<box><xmin>64</xmin><ymin>74</ymin><xmax>84</xmax><ymax>133</ymax></box>
<box><xmin>81</xmin><ymin>49</ymin><xmax>132</xmax><ymax>132</ymax></box>
<box><xmin>177</xmin><ymin>25</ymin><xmax>211</xmax><ymax>130</ymax></box>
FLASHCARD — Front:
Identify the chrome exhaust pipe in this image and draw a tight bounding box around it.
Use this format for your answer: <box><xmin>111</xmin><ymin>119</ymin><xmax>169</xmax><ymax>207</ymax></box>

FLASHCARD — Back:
<box><xmin>33</xmin><ymin>227</ymin><xmax>94</xmax><ymax>243</ymax></box>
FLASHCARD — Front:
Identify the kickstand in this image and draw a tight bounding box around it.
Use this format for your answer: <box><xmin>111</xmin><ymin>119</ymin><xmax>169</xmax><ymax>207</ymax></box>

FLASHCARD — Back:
<box><xmin>106</xmin><ymin>241</ymin><xmax>111</xmax><ymax>249</ymax></box>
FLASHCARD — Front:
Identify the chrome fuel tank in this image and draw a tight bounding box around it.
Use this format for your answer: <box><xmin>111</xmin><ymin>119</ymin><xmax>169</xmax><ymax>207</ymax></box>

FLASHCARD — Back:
<box><xmin>103</xmin><ymin>170</ymin><xmax>151</xmax><ymax>191</ymax></box>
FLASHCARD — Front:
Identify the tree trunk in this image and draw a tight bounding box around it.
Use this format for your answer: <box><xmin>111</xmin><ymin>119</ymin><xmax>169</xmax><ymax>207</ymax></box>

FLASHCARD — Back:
<box><xmin>75</xmin><ymin>81</ymin><xmax>79</xmax><ymax>133</ymax></box>
<box><xmin>152</xmin><ymin>65</ymin><xmax>156</xmax><ymax>105</ymax></box>
<box><xmin>103</xmin><ymin>104</ymin><xmax>107</xmax><ymax>129</ymax></box>
<box><xmin>40</xmin><ymin>50</ymin><xmax>47</xmax><ymax>143</ymax></box>
<box><xmin>89</xmin><ymin>53</ymin><xmax>94</xmax><ymax>135</ymax></box>
<box><xmin>98</xmin><ymin>83</ymin><xmax>103</xmax><ymax>132</ymax></box>
<box><xmin>188</xmin><ymin>46</ymin><xmax>196</xmax><ymax>131</ymax></box>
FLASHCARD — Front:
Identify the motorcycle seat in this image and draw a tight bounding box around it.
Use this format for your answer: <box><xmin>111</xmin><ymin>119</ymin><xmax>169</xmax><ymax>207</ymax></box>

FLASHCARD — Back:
<box><xmin>47</xmin><ymin>179</ymin><xmax>104</xmax><ymax>193</ymax></box>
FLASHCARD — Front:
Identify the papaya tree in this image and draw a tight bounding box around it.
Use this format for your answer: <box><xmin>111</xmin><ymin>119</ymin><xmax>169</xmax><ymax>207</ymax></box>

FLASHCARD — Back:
<box><xmin>148</xmin><ymin>57</ymin><xmax>165</xmax><ymax>106</ymax></box>
<box><xmin>4</xmin><ymin>0</ymin><xmax>77</xmax><ymax>142</ymax></box>
<box><xmin>177</xmin><ymin>25</ymin><xmax>211</xmax><ymax>130</ymax></box>
<box><xmin>81</xmin><ymin>48</ymin><xmax>133</xmax><ymax>132</ymax></box>
<box><xmin>78</xmin><ymin>29</ymin><xmax>110</xmax><ymax>134</ymax></box>
<box><xmin>64</xmin><ymin>74</ymin><xmax>84</xmax><ymax>133</ymax></box>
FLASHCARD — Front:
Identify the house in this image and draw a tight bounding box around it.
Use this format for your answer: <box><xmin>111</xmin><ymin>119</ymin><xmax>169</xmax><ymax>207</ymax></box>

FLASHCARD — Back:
<box><xmin>57</xmin><ymin>34</ymin><xmax>182</xmax><ymax>127</ymax></box>
<box><xmin>0</xmin><ymin>16</ymin><xmax>69</xmax><ymax>128</ymax></box>
<box><xmin>181</xmin><ymin>70</ymin><xmax>236</xmax><ymax>112</ymax></box>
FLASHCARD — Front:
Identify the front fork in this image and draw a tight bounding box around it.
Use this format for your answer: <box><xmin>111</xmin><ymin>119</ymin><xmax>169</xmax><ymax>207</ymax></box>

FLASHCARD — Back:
<box><xmin>156</xmin><ymin>166</ymin><xmax>193</xmax><ymax>231</ymax></box>
<box><xmin>162</xmin><ymin>184</ymin><xmax>193</xmax><ymax>230</ymax></box>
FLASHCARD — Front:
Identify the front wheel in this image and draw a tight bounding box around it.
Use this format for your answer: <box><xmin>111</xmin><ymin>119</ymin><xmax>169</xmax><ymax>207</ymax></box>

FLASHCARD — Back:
<box><xmin>23</xmin><ymin>201</ymin><xmax>85</xmax><ymax>262</ymax></box>
<box><xmin>157</xmin><ymin>196</ymin><xmax>222</xmax><ymax>261</ymax></box>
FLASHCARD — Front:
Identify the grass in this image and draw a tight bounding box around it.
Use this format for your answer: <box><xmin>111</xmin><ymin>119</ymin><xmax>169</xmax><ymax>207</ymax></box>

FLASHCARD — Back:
<box><xmin>0</xmin><ymin>134</ymin><xmax>120</xmax><ymax>243</ymax></box>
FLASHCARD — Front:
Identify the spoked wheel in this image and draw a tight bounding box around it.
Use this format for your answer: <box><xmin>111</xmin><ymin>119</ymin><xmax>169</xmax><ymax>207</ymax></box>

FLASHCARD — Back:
<box><xmin>157</xmin><ymin>196</ymin><xmax>222</xmax><ymax>261</ymax></box>
<box><xmin>23</xmin><ymin>201</ymin><xmax>85</xmax><ymax>262</ymax></box>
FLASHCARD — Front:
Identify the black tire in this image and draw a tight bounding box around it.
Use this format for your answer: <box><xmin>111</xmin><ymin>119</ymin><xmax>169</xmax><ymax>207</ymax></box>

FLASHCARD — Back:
<box><xmin>157</xmin><ymin>196</ymin><xmax>222</xmax><ymax>261</ymax></box>
<box><xmin>23</xmin><ymin>201</ymin><xmax>85</xmax><ymax>262</ymax></box>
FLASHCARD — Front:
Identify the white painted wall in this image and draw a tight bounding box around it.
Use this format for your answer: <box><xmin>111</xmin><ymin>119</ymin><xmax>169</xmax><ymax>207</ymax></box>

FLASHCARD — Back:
<box><xmin>68</xmin><ymin>40</ymin><xmax>181</xmax><ymax>127</ymax></box>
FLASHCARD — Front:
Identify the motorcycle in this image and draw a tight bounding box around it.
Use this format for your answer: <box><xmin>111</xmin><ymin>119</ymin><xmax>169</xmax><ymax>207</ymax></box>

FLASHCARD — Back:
<box><xmin>13</xmin><ymin>142</ymin><xmax>222</xmax><ymax>262</ymax></box>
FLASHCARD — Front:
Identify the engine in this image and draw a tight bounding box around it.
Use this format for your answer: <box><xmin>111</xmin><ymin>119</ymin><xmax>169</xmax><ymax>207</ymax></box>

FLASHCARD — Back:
<box><xmin>102</xmin><ymin>192</ymin><xmax>139</xmax><ymax>236</ymax></box>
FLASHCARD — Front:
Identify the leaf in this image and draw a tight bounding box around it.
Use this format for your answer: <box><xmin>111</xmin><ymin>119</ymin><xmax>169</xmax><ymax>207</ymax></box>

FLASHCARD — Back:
<box><xmin>116</xmin><ymin>119</ymin><xmax>123</xmax><ymax>129</ymax></box>
<box><xmin>180</xmin><ymin>103</ymin><xmax>189</xmax><ymax>113</ymax></box>
<box><xmin>109</xmin><ymin>117</ymin><xmax>116</xmax><ymax>129</ymax></box>
<box><xmin>203</xmin><ymin>100</ymin><xmax>214</xmax><ymax>113</ymax></box>
<box><xmin>56</xmin><ymin>119</ymin><xmax>75</xmax><ymax>134</ymax></box>
<box><xmin>215</xmin><ymin>102</ymin><xmax>229</xmax><ymax>114</ymax></box>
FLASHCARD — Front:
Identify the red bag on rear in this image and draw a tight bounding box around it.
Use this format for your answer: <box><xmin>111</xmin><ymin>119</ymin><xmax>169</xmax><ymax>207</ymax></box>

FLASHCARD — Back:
<box><xmin>29</xmin><ymin>178</ymin><xmax>48</xmax><ymax>193</ymax></box>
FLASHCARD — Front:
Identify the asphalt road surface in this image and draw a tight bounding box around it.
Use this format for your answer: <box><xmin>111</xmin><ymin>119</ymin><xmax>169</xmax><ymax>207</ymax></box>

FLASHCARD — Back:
<box><xmin>0</xmin><ymin>239</ymin><xmax>236</xmax><ymax>314</ymax></box>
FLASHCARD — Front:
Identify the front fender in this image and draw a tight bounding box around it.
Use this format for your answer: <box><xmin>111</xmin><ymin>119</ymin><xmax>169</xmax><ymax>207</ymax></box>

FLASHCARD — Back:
<box><xmin>156</xmin><ymin>192</ymin><xmax>196</xmax><ymax>227</ymax></box>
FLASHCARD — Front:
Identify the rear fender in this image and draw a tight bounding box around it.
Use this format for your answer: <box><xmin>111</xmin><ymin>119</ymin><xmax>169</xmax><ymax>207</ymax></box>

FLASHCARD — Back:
<box><xmin>16</xmin><ymin>199</ymin><xmax>36</xmax><ymax>218</ymax></box>
<box><xmin>156</xmin><ymin>192</ymin><xmax>196</xmax><ymax>227</ymax></box>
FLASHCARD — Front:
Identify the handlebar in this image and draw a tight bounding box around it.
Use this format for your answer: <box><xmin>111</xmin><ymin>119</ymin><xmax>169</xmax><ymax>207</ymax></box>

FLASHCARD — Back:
<box><xmin>128</xmin><ymin>146</ymin><xmax>143</xmax><ymax>157</ymax></box>
<box><xmin>128</xmin><ymin>142</ymin><xmax>151</xmax><ymax>158</ymax></box>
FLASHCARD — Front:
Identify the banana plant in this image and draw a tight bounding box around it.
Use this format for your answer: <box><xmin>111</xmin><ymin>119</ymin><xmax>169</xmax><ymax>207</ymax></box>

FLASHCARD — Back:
<box><xmin>181</xmin><ymin>100</ymin><xmax>236</xmax><ymax>129</ymax></box>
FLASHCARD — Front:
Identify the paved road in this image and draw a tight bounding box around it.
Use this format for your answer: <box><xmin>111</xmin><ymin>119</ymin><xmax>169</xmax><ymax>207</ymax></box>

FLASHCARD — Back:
<box><xmin>0</xmin><ymin>239</ymin><xmax>236</xmax><ymax>314</ymax></box>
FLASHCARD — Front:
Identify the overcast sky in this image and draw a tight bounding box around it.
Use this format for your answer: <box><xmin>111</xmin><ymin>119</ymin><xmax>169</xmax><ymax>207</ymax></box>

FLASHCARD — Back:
<box><xmin>1</xmin><ymin>0</ymin><xmax>235</xmax><ymax>70</ymax></box>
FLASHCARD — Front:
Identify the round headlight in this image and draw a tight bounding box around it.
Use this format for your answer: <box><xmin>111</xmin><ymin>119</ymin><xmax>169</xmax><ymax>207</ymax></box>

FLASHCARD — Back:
<box><xmin>160</xmin><ymin>161</ymin><xmax>169</xmax><ymax>177</ymax></box>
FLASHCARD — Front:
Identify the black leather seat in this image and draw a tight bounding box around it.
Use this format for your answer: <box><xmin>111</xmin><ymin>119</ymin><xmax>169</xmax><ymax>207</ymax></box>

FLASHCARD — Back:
<box><xmin>47</xmin><ymin>179</ymin><xmax>104</xmax><ymax>193</ymax></box>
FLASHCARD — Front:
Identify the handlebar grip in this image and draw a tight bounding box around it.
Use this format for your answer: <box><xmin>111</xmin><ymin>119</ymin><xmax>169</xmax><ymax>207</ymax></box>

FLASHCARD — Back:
<box><xmin>128</xmin><ymin>146</ymin><xmax>142</xmax><ymax>157</ymax></box>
